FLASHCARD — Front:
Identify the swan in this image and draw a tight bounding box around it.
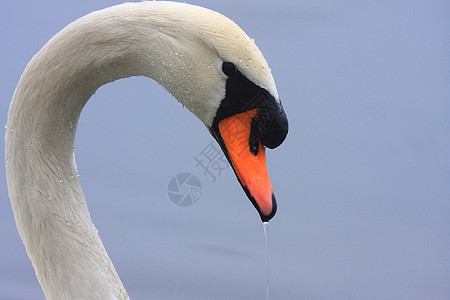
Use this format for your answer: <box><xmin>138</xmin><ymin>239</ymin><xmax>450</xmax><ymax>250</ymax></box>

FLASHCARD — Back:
<box><xmin>5</xmin><ymin>2</ymin><xmax>288</xmax><ymax>298</ymax></box>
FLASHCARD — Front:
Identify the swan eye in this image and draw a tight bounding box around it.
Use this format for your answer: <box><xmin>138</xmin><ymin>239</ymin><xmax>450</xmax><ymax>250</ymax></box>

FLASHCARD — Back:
<box><xmin>222</xmin><ymin>62</ymin><xmax>237</xmax><ymax>77</ymax></box>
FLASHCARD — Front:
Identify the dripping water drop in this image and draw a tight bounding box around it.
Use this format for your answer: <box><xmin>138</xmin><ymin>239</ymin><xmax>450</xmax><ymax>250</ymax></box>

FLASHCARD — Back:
<box><xmin>263</xmin><ymin>221</ymin><xmax>270</xmax><ymax>300</ymax></box>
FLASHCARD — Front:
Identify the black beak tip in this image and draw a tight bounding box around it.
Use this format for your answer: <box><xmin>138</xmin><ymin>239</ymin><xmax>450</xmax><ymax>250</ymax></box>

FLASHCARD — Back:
<box><xmin>259</xmin><ymin>193</ymin><xmax>277</xmax><ymax>222</ymax></box>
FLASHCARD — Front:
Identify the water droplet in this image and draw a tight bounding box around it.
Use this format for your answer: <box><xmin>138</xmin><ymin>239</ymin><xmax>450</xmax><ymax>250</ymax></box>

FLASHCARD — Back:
<box><xmin>65</xmin><ymin>221</ymin><xmax>70</xmax><ymax>226</ymax></box>
<box><xmin>263</xmin><ymin>222</ymin><xmax>270</xmax><ymax>300</ymax></box>
<box><xmin>248</xmin><ymin>58</ymin><xmax>252</xmax><ymax>63</ymax></box>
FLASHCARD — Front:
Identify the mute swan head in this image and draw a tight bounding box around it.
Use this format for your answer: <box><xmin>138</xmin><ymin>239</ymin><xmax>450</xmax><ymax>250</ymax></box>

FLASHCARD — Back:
<box><xmin>134</xmin><ymin>2</ymin><xmax>290</xmax><ymax>221</ymax></box>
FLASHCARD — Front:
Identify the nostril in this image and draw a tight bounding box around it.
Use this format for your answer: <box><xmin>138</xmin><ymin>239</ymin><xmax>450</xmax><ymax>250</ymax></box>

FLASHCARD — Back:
<box><xmin>249</xmin><ymin>131</ymin><xmax>259</xmax><ymax>156</ymax></box>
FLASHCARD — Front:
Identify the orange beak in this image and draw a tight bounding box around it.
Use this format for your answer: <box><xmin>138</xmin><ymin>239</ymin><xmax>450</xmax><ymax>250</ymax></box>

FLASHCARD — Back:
<box><xmin>216</xmin><ymin>108</ymin><xmax>276</xmax><ymax>221</ymax></box>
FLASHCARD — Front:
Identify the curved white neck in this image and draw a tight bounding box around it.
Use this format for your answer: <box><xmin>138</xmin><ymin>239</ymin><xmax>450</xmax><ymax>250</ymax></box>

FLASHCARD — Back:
<box><xmin>5</xmin><ymin>3</ymin><xmax>229</xmax><ymax>299</ymax></box>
